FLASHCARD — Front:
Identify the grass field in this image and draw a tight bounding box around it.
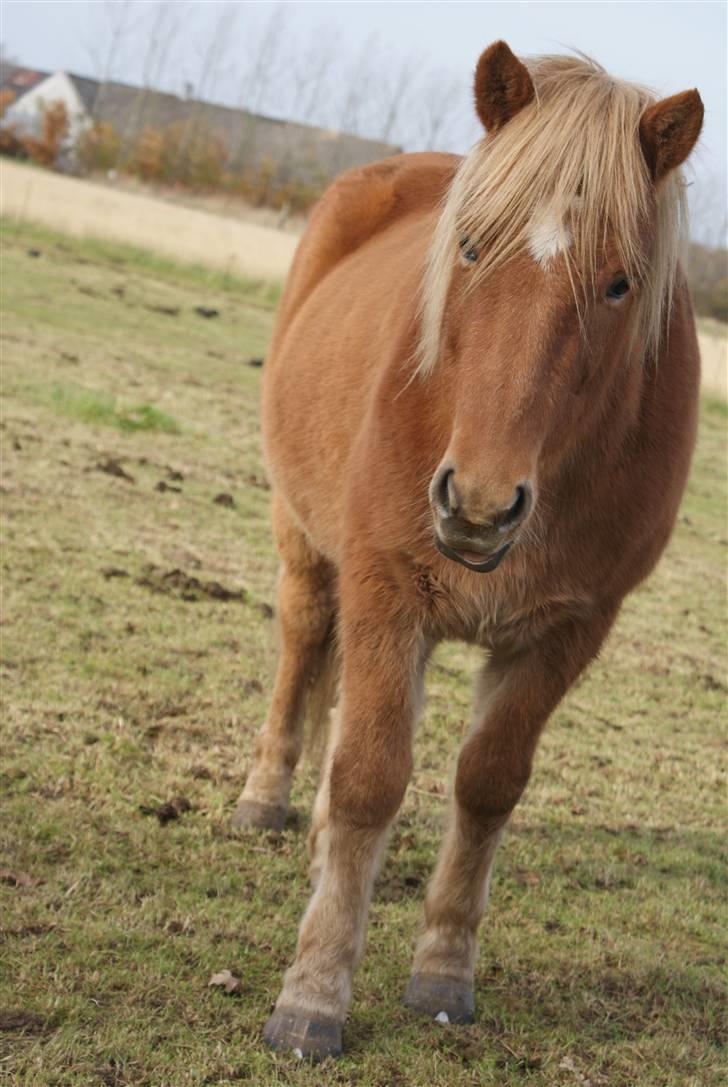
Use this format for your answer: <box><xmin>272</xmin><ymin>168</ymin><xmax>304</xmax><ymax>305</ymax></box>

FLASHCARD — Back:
<box><xmin>1</xmin><ymin>219</ymin><xmax>726</xmax><ymax>1087</ymax></box>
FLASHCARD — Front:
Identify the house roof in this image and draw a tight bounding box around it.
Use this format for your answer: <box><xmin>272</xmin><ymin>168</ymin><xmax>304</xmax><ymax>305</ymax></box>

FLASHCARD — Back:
<box><xmin>69</xmin><ymin>73</ymin><xmax>104</xmax><ymax>114</ymax></box>
<box><xmin>0</xmin><ymin>66</ymin><xmax>50</xmax><ymax>98</ymax></box>
<box><xmin>62</xmin><ymin>72</ymin><xmax>400</xmax><ymax>179</ymax></box>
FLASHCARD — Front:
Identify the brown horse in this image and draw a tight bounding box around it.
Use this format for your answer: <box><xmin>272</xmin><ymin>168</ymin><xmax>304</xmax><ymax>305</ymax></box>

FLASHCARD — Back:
<box><xmin>233</xmin><ymin>43</ymin><xmax>704</xmax><ymax>1059</ymax></box>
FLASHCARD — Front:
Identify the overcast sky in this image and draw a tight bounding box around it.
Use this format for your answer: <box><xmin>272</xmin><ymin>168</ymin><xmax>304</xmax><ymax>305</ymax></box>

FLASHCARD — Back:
<box><xmin>3</xmin><ymin>1</ymin><xmax>726</xmax><ymax>237</ymax></box>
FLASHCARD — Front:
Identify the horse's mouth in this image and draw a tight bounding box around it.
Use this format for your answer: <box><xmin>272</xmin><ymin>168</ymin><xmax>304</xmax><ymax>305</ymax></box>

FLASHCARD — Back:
<box><xmin>435</xmin><ymin>536</ymin><xmax>513</xmax><ymax>573</ymax></box>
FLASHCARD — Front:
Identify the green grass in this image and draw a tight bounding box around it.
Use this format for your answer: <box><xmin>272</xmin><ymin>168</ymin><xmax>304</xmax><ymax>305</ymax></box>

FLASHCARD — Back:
<box><xmin>46</xmin><ymin>383</ymin><xmax>181</xmax><ymax>433</ymax></box>
<box><xmin>704</xmin><ymin>395</ymin><xmax>728</xmax><ymax>419</ymax></box>
<box><xmin>0</xmin><ymin>217</ymin><xmax>283</xmax><ymax>308</ymax></box>
<box><xmin>1</xmin><ymin>219</ymin><xmax>726</xmax><ymax>1087</ymax></box>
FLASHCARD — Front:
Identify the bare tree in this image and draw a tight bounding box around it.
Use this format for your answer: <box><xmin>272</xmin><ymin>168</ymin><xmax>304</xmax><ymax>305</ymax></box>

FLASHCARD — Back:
<box><xmin>174</xmin><ymin>2</ymin><xmax>239</xmax><ymax>168</ymax></box>
<box><xmin>121</xmin><ymin>1</ymin><xmax>184</xmax><ymax>142</ymax></box>
<box><xmin>374</xmin><ymin>51</ymin><xmax>419</xmax><ymax>146</ymax></box>
<box><xmin>144</xmin><ymin>1</ymin><xmax>184</xmax><ymax>93</ymax></box>
<box><xmin>337</xmin><ymin>33</ymin><xmax>385</xmax><ymax>139</ymax></box>
<box><xmin>286</xmin><ymin>22</ymin><xmax>342</xmax><ymax>127</ymax></box>
<box><xmin>234</xmin><ymin>2</ymin><xmax>290</xmax><ymax>116</ymax></box>
<box><xmin>414</xmin><ymin>67</ymin><xmax>466</xmax><ymax>151</ymax></box>
<box><xmin>688</xmin><ymin>173</ymin><xmax>728</xmax><ymax>248</ymax></box>
<box><xmin>84</xmin><ymin>0</ymin><xmax>137</xmax><ymax>112</ymax></box>
<box><xmin>191</xmin><ymin>2</ymin><xmax>239</xmax><ymax>105</ymax></box>
<box><xmin>0</xmin><ymin>41</ymin><xmax>18</xmax><ymax>82</ymax></box>
<box><xmin>226</xmin><ymin>3</ymin><xmax>294</xmax><ymax>174</ymax></box>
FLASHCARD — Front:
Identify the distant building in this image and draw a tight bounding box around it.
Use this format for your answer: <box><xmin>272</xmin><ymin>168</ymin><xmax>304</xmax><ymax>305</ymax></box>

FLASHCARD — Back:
<box><xmin>0</xmin><ymin>65</ymin><xmax>399</xmax><ymax>181</ymax></box>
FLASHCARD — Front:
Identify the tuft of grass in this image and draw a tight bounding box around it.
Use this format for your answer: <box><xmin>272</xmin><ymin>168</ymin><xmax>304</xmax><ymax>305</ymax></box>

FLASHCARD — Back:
<box><xmin>47</xmin><ymin>382</ymin><xmax>180</xmax><ymax>433</ymax></box>
<box><xmin>703</xmin><ymin>394</ymin><xmax>728</xmax><ymax>419</ymax></box>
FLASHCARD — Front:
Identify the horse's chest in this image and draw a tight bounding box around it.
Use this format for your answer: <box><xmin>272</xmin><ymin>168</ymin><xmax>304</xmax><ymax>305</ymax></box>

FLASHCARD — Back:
<box><xmin>412</xmin><ymin>560</ymin><xmax>590</xmax><ymax>652</ymax></box>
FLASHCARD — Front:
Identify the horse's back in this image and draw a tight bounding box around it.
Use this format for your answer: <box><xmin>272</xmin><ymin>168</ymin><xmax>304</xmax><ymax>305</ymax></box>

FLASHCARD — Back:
<box><xmin>273</xmin><ymin>152</ymin><xmax>460</xmax><ymax>340</ymax></box>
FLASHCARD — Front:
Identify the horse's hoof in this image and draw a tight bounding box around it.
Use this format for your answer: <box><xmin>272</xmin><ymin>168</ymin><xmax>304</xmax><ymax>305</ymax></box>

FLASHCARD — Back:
<box><xmin>263</xmin><ymin>1008</ymin><xmax>342</xmax><ymax>1060</ymax></box>
<box><xmin>403</xmin><ymin>973</ymin><xmax>475</xmax><ymax>1025</ymax></box>
<box><xmin>231</xmin><ymin>799</ymin><xmax>287</xmax><ymax>832</ymax></box>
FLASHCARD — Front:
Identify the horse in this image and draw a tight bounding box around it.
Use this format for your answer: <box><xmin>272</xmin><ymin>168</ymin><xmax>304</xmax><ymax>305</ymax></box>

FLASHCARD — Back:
<box><xmin>232</xmin><ymin>42</ymin><xmax>704</xmax><ymax>1059</ymax></box>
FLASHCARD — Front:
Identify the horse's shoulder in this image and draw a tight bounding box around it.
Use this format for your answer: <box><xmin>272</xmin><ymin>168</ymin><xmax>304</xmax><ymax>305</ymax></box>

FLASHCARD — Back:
<box><xmin>277</xmin><ymin>154</ymin><xmax>460</xmax><ymax>329</ymax></box>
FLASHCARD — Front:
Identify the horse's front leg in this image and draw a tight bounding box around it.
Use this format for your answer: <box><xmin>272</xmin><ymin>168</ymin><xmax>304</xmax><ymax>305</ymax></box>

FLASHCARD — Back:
<box><xmin>264</xmin><ymin>572</ymin><xmax>424</xmax><ymax>1059</ymax></box>
<box><xmin>406</xmin><ymin>617</ymin><xmax>613</xmax><ymax>1023</ymax></box>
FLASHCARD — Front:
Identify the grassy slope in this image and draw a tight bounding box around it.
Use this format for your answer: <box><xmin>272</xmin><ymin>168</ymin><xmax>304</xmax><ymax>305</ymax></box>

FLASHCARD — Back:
<box><xmin>0</xmin><ymin>220</ymin><xmax>725</xmax><ymax>1087</ymax></box>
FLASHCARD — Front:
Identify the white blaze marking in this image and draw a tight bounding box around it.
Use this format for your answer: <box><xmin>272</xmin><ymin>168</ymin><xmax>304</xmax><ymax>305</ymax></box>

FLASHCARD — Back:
<box><xmin>528</xmin><ymin>206</ymin><xmax>572</xmax><ymax>267</ymax></box>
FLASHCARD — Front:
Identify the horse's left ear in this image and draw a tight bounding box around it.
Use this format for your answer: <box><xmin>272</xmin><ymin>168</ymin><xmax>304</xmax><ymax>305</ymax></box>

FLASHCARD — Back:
<box><xmin>474</xmin><ymin>41</ymin><xmax>535</xmax><ymax>133</ymax></box>
<box><xmin>639</xmin><ymin>90</ymin><xmax>704</xmax><ymax>183</ymax></box>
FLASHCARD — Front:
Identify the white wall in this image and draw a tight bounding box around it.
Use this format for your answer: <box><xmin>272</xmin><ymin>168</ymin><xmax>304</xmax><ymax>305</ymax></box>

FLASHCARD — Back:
<box><xmin>4</xmin><ymin>71</ymin><xmax>90</xmax><ymax>151</ymax></box>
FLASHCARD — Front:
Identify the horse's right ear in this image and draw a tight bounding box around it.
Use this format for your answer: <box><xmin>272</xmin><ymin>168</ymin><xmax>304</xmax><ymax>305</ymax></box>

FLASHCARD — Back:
<box><xmin>474</xmin><ymin>41</ymin><xmax>535</xmax><ymax>133</ymax></box>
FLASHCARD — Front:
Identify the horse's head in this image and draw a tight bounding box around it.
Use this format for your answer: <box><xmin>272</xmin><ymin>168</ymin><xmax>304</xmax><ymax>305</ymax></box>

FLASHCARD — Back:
<box><xmin>423</xmin><ymin>42</ymin><xmax>703</xmax><ymax>573</ymax></box>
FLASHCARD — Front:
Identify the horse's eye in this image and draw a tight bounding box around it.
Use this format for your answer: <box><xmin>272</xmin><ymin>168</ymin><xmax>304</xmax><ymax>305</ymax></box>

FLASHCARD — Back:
<box><xmin>606</xmin><ymin>276</ymin><xmax>630</xmax><ymax>301</ymax></box>
<box><xmin>459</xmin><ymin>237</ymin><xmax>479</xmax><ymax>264</ymax></box>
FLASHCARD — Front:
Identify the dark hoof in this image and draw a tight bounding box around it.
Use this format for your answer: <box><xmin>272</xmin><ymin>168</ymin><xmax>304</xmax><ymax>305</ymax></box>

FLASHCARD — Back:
<box><xmin>231</xmin><ymin>799</ymin><xmax>287</xmax><ymax>832</ymax></box>
<box><xmin>263</xmin><ymin>1008</ymin><xmax>342</xmax><ymax>1061</ymax></box>
<box><xmin>403</xmin><ymin>973</ymin><xmax>475</xmax><ymax>1025</ymax></box>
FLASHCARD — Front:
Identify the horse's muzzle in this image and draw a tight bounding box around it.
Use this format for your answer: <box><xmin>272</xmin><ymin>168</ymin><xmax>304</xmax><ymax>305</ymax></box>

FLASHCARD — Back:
<box><xmin>430</xmin><ymin>466</ymin><xmax>533</xmax><ymax>572</ymax></box>
<box><xmin>435</xmin><ymin>535</ymin><xmax>513</xmax><ymax>572</ymax></box>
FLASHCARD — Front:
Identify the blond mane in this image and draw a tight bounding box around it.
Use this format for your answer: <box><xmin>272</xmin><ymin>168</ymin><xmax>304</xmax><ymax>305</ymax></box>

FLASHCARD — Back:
<box><xmin>417</xmin><ymin>54</ymin><xmax>688</xmax><ymax>374</ymax></box>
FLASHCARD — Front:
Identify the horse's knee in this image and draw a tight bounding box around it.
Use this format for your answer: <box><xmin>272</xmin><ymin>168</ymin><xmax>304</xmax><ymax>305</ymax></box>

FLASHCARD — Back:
<box><xmin>455</xmin><ymin>732</ymin><xmax>531</xmax><ymax>830</ymax></box>
<box><xmin>329</xmin><ymin>738</ymin><xmax>411</xmax><ymax>830</ymax></box>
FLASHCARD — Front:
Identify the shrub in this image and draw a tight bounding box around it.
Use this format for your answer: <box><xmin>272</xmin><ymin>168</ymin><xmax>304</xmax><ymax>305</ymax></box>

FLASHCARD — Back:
<box><xmin>131</xmin><ymin>126</ymin><xmax>166</xmax><ymax>182</ymax></box>
<box><xmin>0</xmin><ymin>123</ymin><xmax>25</xmax><ymax>159</ymax></box>
<box><xmin>129</xmin><ymin>120</ymin><xmax>227</xmax><ymax>190</ymax></box>
<box><xmin>22</xmin><ymin>100</ymin><xmax>69</xmax><ymax>166</ymax></box>
<box><xmin>688</xmin><ymin>242</ymin><xmax>728</xmax><ymax>324</ymax></box>
<box><xmin>0</xmin><ymin>87</ymin><xmax>17</xmax><ymax>119</ymax></box>
<box><xmin>76</xmin><ymin>121</ymin><xmax>122</xmax><ymax>173</ymax></box>
<box><xmin>0</xmin><ymin>88</ymin><xmax>27</xmax><ymax>160</ymax></box>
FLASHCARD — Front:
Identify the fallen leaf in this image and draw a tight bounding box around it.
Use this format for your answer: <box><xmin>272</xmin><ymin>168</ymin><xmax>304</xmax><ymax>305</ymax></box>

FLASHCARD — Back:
<box><xmin>208</xmin><ymin>969</ymin><xmax>242</xmax><ymax>994</ymax></box>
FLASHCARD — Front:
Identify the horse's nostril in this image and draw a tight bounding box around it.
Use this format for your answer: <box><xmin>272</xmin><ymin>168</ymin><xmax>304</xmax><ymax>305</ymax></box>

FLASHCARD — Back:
<box><xmin>446</xmin><ymin>472</ymin><xmax>460</xmax><ymax>515</ymax></box>
<box><xmin>435</xmin><ymin>467</ymin><xmax>458</xmax><ymax>515</ymax></box>
<box><xmin>502</xmin><ymin>482</ymin><xmax>532</xmax><ymax>527</ymax></box>
<box><xmin>508</xmin><ymin>486</ymin><xmax>526</xmax><ymax>522</ymax></box>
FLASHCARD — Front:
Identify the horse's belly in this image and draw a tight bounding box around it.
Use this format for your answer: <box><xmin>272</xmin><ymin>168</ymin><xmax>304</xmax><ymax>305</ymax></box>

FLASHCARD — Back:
<box><xmin>261</xmin><ymin>251</ymin><xmax>412</xmax><ymax>560</ymax></box>
<box><xmin>262</xmin><ymin>354</ymin><xmax>365</xmax><ymax>559</ymax></box>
